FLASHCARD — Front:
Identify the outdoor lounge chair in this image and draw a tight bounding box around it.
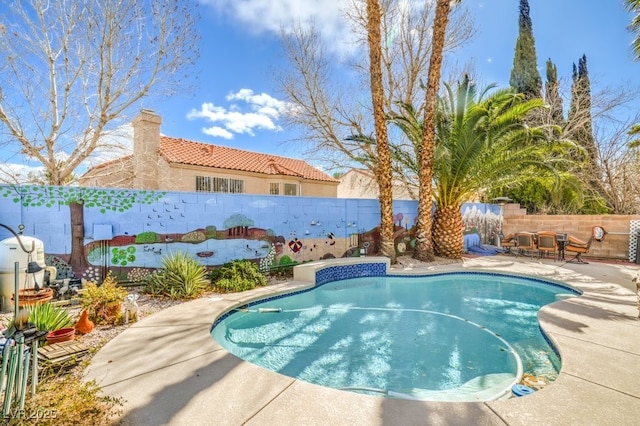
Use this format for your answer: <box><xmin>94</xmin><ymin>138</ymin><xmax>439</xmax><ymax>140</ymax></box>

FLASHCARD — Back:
<box><xmin>500</xmin><ymin>233</ymin><xmax>517</xmax><ymax>255</ymax></box>
<box><xmin>564</xmin><ymin>226</ymin><xmax>607</xmax><ymax>264</ymax></box>
<box><xmin>515</xmin><ymin>232</ymin><xmax>536</xmax><ymax>257</ymax></box>
<box><xmin>536</xmin><ymin>231</ymin><xmax>558</xmax><ymax>261</ymax></box>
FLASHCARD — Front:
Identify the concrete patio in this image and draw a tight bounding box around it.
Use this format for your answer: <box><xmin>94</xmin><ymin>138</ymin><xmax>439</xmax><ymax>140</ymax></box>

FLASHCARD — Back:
<box><xmin>84</xmin><ymin>256</ymin><xmax>640</xmax><ymax>425</ymax></box>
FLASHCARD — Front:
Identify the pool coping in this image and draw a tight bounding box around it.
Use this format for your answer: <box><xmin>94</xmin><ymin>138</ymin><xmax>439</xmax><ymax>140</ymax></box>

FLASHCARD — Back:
<box><xmin>84</xmin><ymin>256</ymin><xmax>640</xmax><ymax>425</ymax></box>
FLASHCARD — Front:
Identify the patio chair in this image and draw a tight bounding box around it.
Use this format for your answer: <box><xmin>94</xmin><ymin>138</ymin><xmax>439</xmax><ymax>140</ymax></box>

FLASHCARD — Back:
<box><xmin>536</xmin><ymin>231</ymin><xmax>558</xmax><ymax>261</ymax></box>
<box><xmin>564</xmin><ymin>226</ymin><xmax>607</xmax><ymax>264</ymax></box>
<box><xmin>515</xmin><ymin>232</ymin><xmax>536</xmax><ymax>257</ymax></box>
<box><xmin>500</xmin><ymin>233</ymin><xmax>517</xmax><ymax>255</ymax></box>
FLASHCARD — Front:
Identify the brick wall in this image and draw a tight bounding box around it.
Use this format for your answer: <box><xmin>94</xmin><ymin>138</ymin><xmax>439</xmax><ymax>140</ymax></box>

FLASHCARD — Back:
<box><xmin>502</xmin><ymin>203</ymin><xmax>640</xmax><ymax>261</ymax></box>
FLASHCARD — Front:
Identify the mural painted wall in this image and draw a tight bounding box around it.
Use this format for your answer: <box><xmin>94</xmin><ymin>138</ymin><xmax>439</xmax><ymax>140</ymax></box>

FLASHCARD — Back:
<box><xmin>0</xmin><ymin>185</ymin><xmax>501</xmax><ymax>283</ymax></box>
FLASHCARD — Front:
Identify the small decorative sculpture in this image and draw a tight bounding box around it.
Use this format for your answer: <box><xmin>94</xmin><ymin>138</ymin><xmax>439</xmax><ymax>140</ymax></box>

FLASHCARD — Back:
<box><xmin>75</xmin><ymin>308</ymin><xmax>95</xmax><ymax>334</ymax></box>
<box><xmin>123</xmin><ymin>294</ymin><xmax>139</xmax><ymax>324</ymax></box>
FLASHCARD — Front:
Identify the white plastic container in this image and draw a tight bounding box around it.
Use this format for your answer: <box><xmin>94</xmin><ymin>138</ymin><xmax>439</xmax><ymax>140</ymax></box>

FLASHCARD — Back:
<box><xmin>0</xmin><ymin>236</ymin><xmax>46</xmax><ymax>312</ymax></box>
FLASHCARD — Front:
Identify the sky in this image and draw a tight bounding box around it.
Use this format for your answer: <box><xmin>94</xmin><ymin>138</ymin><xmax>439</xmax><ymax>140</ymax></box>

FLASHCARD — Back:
<box><xmin>3</xmin><ymin>0</ymin><xmax>640</xmax><ymax>178</ymax></box>
<box><xmin>152</xmin><ymin>0</ymin><xmax>639</xmax><ymax>165</ymax></box>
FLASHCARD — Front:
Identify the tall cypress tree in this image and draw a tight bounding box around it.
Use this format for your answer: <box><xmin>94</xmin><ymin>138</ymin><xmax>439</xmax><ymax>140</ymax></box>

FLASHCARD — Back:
<box><xmin>510</xmin><ymin>0</ymin><xmax>542</xmax><ymax>100</ymax></box>
<box><xmin>567</xmin><ymin>54</ymin><xmax>607</xmax><ymax>212</ymax></box>
<box><xmin>568</xmin><ymin>54</ymin><xmax>596</xmax><ymax>162</ymax></box>
<box><xmin>544</xmin><ymin>58</ymin><xmax>564</xmax><ymax>126</ymax></box>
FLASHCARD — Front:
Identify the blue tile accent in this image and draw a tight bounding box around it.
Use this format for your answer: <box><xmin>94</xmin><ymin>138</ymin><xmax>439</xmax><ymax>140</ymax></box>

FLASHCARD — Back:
<box><xmin>315</xmin><ymin>262</ymin><xmax>387</xmax><ymax>285</ymax></box>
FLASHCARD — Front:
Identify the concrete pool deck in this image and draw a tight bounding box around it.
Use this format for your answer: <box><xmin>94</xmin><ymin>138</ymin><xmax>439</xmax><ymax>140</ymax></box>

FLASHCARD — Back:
<box><xmin>84</xmin><ymin>256</ymin><xmax>640</xmax><ymax>425</ymax></box>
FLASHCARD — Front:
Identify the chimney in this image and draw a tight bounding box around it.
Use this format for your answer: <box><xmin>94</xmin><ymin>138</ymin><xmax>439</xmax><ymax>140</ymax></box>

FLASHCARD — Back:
<box><xmin>132</xmin><ymin>109</ymin><xmax>162</xmax><ymax>189</ymax></box>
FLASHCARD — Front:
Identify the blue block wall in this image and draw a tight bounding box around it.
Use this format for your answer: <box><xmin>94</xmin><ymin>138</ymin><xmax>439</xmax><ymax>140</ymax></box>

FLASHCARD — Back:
<box><xmin>0</xmin><ymin>185</ymin><xmax>500</xmax><ymax>277</ymax></box>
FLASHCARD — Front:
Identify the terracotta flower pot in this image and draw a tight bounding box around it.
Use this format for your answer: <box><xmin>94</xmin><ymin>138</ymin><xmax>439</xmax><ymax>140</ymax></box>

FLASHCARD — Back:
<box><xmin>12</xmin><ymin>287</ymin><xmax>54</xmax><ymax>307</ymax></box>
<box><xmin>46</xmin><ymin>327</ymin><xmax>75</xmax><ymax>345</ymax></box>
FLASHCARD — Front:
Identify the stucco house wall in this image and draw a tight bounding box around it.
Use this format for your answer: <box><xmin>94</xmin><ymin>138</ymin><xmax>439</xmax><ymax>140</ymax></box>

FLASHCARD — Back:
<box><xmin>79</xmin><ymin>110</ymin><xmax>338</xmax><ymax>197</ymax></box>
<box><xmin>337</xmin><ymin>168</ymin><xmax>417</xmax><ymax>200</ymax></box>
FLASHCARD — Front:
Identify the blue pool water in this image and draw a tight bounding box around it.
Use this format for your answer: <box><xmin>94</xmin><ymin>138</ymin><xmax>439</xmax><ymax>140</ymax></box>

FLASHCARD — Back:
<box><xmin>211</xmin><ymin>272</ymin><xmax>579</xmax><ymax>401</ymax></box>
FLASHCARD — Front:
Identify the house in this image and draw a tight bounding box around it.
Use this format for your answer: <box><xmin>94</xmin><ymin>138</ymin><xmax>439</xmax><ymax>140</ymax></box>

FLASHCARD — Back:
<box><xmin>337</xmin><ymin>168</ymin><xmax>417</xmax><ymax>200</ymax></box>
<box><xmin>79</xmin><ymin>110</ymin><xmax>339</xmax><ymax>197</ymax></box>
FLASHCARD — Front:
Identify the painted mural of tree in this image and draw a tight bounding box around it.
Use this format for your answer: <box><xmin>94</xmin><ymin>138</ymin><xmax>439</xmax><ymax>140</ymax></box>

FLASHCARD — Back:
<box><xmin>223</xmin><ymin>214</ymin><xmax>254</xmax><ymax>236</ymax></box>
<box><xmin>1</xmin><ymin>185</ymin><xmax>165</xmax><ymax>270</ymax></box>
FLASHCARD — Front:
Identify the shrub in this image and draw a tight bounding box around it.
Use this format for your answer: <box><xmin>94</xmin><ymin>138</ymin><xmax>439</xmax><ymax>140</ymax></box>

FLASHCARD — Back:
<box><xmin>210</xmin><ymin>259</ymin><xmax>267</xmax><ymax>293</ymax></box>
<box><xmin>81</xmin><ymin>272</ymin><xmax>128</xmax><ymax>325</ymax></box>
<box><xmin>145</xmin><ymin>251</ymin><xmax>210</xmax><ymax>299</ymax></box>
<box><xmin>27</xmin><ymin>302</ymin><xmax>74</xmax><ymax>331</ymax></box>
<box><xmin>279</xmin><ymin>255</ymin><xmax>295</xmax><ymax>265</ymax></box>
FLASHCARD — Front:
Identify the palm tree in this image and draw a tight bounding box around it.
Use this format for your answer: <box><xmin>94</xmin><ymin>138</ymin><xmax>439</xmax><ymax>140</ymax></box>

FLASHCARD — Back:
<box><xmin>391</xmin><ymin>75</ymin><xmax>560</xmax><ymax>258</ymax></box>
<box><xmin>627</xmin><ymin>0</ymin><xmax>640</xmax><ymax>60</ymax></box>
<box><xmin>365</xmin><ymin>0</ymin><xmax>396</xmax><ymax>263</ymax></box>
<box><xmin>413</xmin><ymin>0</ymin><xmax>460</xmax><ymax>262</ymax></box>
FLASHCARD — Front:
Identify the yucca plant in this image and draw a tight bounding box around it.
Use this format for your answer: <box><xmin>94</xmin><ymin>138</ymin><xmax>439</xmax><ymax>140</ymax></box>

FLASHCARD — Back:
<box><xmin>145</xmin><ymin>251</ymin><xmax>210</xmax><ymax>299</ymax></box>
<box><xmin>27</xmin><ymin>302</ymin><xmax>74</xmax><ymax>331</ymax></box>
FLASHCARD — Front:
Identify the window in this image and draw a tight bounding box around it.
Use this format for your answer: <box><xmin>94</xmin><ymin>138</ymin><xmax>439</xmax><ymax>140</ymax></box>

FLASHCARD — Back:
<box><xmin>196</xmin><ymin>176</ymin><xmax>244</xmax><ymax>193</ymax></box>
<box><xmin>228</xmin><ymin>179</ymin><xmax>244</xmax><ymax>193</ymax></box>
<box><xmin>196</xmin><ymin>176</ymin><xmax>211</xmax><ymax>192</ymax></box>
<box><xmin>269</xmin><ymin>183</ymin><xmax>280</xmax><ymax>195</ymax></box>
<box><xmin>284</xmin><ymin>183</ymin><xmax>298</xmax><ymax>196</ymax></box>
<box><xmin>212</xmin><ymin>177</ymin><xmax>228</xmax><ymax>193</ymax></box>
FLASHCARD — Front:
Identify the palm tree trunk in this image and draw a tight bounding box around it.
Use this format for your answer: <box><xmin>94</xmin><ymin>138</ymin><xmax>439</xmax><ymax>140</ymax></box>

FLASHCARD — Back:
<box><xmin>432</xmin><ymin>204</ymin><xmax>464</xmax><ymax>259</ymax></box>
<box><xmin>367</xmin><ymin>0</ymin><xmax>396</xmax><ymax>263</ymax></box>
<box><xmin>414</xmin><ymin>0</ymin><xmax>454</xmax><ymax>262</ymax></box>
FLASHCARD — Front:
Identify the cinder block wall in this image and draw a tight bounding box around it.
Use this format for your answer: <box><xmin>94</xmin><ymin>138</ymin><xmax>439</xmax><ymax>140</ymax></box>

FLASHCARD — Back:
<box><xmin>502</xmin><ymin>204</ymin><xmax>640</xmax><ymax>261</ymax></box>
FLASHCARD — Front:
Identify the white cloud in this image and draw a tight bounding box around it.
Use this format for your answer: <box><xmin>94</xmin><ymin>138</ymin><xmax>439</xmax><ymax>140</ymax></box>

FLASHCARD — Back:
<box><xmin>202</xmin><ymin>126</ymin><xmax>234</xmax><ymax>140</ymax></box>
<box><xmin>0</xmin><ymin>163</ymin><xmax>43</xmax><ymax>184</ymax></box>
<box><xmin>188</xmin><ymin>89</ymin><xmax>292</xmax><ymax>139</ymax></box>
<box><xmin>202</xmin><ymin>0</ymin><xmax>356</xmax><ymax>56</ymax></box>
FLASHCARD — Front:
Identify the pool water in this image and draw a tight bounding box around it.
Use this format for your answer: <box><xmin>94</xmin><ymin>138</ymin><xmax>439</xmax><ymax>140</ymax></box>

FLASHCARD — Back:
<box><xmin>211</xmin><ymin>272</ymin><xmax>578</xmax><ymax>401</ymax></box>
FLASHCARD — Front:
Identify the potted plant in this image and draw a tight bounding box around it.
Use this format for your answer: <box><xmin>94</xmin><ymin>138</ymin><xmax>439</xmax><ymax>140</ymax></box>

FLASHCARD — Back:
<box><xmin>28</xmin><ymin>301</ymin><xmax>74</xmax><ymax>332</ymax></box>
<box><xmin>81</xmin><ymin>271</ymin><xmax>128</xmax><ymax>325</ymax></box>
<box><xmin>28</xmin><ymin>302</ymin><xmax>76</xmax><ymax>344</ymax></box>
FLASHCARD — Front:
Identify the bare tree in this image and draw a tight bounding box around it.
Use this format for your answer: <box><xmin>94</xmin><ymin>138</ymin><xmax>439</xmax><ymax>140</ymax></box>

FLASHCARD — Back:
<box><xmin>594</xmin><ymin>120</ymin><xmax>640</xmax><ymax>213</ymax></box>
<box><xmin>555</xmin><ymin>82</ymin><xmax>640</xmax><ymax>213</ymax></box>
<box><xmin>277</xmin><ymin>0</ymin><xmax>473</xmax><ymax>176</ymax></box>
<box><xmin>0</xmin><ymin>0</ymin><xmax>200</xmax><ymax>185</ymax></box>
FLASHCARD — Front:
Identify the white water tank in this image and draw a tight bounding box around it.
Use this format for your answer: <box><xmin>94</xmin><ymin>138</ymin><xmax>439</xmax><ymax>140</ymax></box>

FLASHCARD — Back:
<box><xmin>0</xmin><ymin>236</ymin><xmax>46</xmax><ymax>312</ymax></box>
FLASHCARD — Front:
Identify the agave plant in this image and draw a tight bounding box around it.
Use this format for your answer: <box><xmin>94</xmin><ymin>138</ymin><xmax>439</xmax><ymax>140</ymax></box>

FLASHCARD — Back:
<box><xmin>27</xmin><ymin>302</ymin><xmax>74</xmax><ymax>332</ymax></box>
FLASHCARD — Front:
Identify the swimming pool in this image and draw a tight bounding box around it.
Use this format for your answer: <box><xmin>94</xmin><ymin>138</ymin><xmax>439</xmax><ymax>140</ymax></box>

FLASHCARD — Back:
<box><xmin>211</xmin><ymin>271</ymin><xmax>580</xmax><ymax>401</ymax></box>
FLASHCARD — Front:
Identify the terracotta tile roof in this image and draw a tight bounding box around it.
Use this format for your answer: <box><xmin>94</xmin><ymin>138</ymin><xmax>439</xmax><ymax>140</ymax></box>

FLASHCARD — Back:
<box><xmin>85</xmin><ymin>155</ymin><xmax>133</xmax><ymax>172</ymax></box>
<box><xmin>159</xmin><ymin>136</ymin><xmax>337</xmax><ymax>182</ymax></box>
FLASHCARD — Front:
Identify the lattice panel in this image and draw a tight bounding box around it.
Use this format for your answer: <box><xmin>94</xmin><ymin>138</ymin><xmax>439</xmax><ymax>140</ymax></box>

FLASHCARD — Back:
<box><xmin>629</xmin><ymin>220</ymin><xmax>640</xmax><ymax>262</ymax></box>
